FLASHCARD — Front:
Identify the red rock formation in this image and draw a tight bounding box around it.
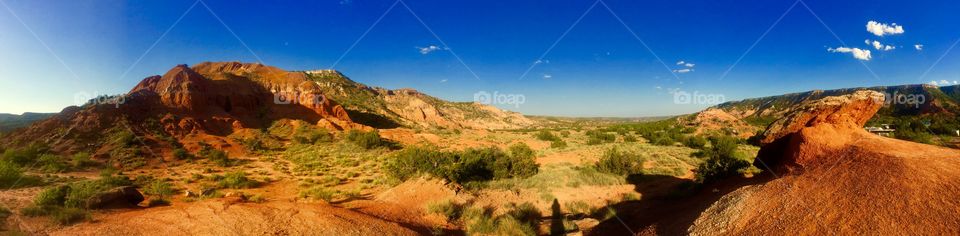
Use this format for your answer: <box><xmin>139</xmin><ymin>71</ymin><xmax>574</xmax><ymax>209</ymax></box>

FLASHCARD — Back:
<box><xmin>688</xmin><ymin>90</ymin><xmax>960</xmax><ymax>235</ymax></box>
<box><xmin>755</xmin><ymin>90</ymin><xmax>886</xmax><ymax>173</ymax></box>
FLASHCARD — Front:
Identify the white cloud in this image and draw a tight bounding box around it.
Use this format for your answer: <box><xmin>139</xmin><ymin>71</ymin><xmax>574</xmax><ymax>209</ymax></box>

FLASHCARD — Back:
<box><xmin>676</xmin><ymin>60</ymin><xmax>695</xmax><ymax>68</ymax></box>
<box><xmin>828</xmin><ymin>47</ymin><xmax>872</xmax><ymax>61</ymax></box>
<box><xmin>534</xmin><ymin>59</ymin><xmax>550</xmax><ymax>65</ymax></box>
<box><xmin>417</xmin><ymin>45</ymin><xmax>448</xmax><ymax>55</ymax></box>
<box><xmin>440</xmin><ymin>79</ymin><xmax>448</xmax><ymax>83</ymax></box>
<box><xmin>929</xmin><ymin>80</ymin><xmax>954</xmax><ymax>86</ymax></box>
<box><xmin>543</xmin><ymin>74</ymin><xmax>552</xmax><ymax>79</ymax></box>
<box><xmin>866</xmin><ymin>21</ymin><xmax>904</xmax><ymax>36</ymax></box>
<box><xmin>914</xmin><ymin>44</ymin><xmax>923</xmax><ymax>50</ymax></box>
<box><xmin>676</xmin><ymin>61</ymin><xmax>685</xmax><ymax>65</ymax></box>
<box><xmin>672</xmin><ymin>68</ymin><xmax>693</xmax><ymax>73</ymax></box>
<box><xmin>865</xmin><ymin>40</ymin><xmax>895</xmax><ymax>51</ymax></box>
<box><xmin>655</xmin><ymin>86</ymin><xmax>662</xmax><ymax>90</ymax></box>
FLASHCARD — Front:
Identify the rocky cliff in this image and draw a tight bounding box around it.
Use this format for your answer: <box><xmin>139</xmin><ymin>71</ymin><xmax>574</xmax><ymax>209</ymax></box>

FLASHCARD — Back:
<box><xmin>688</xmin><ymin>90</ymin><xmax>960</xmax><ymax>235</ymax></box>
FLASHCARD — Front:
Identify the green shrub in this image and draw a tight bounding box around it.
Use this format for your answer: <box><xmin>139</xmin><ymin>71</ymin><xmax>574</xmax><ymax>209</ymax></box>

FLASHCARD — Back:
<box><xmin>683</xmin><ymin>135</ymin><xmax>708</xmax><ymax>149</ymax></box>
<box><xmin>585</xmin><ymin>130</ymin><xmax>616</xmax><ymax>145</ymax></box>
<box><xmin>0</xmin><ymin>160</ymin><xmax>25</xmax><ymax>187</ymax></box>
<box><xmin>497</xmin><ymin>143</ymin><xmax>539</xmax><ymax>179</ymax></box>
<box><xmin>385</xmin><ymin>145</ymin><xmax>540</xmax><ymax>184</ymax></box>
<box><xmin>71</xmin><ymin>152</ymin><xmax>96</xmax><ymax>168</ymax></box>
<box><xmin>34</xmin><ymin>185</ymin><xmax>69</xmax><ymax>207</ymax></box>
<box><xmin>595</xmin><ymin>148</ymin><xmax>645</xmax><ymax>176</ymax></box>
<box><xmin>534</xmin><ymin>130</ymin><xmax>560</xmax><ymax>142</ymax></box>
<box><xmin>300</xmin><ymin>186</ymin><xmax>336</xmax><ymax>202</ymax></box>
<box><xmin>550</xmin><ymin>140</ymin><xmax>568</xmax><ymax>149</ymax></box>
<box><xmin>345</xmin><ymin>130</ymin><xmax>387</xmax><ymax>149</ymax></box>
<box><xmin>426</xmin><ymin>200</ymin><xmax>463</xmax><ymax>221</ymax></box>
<box><xmin>623</xmin><ymin>134</ymin><xmax>638</xmax><ymax>142</ymax></box>
<box><xmin>172</xmin><ymin>148</ymin><xmax>191</xmax><ymax>160</ymax></box>
<box><xmin>50</xmin><ymin>207</ymin><xmax>90</xmax><ymax>225</ymax></box>
<box><xmin>694</xmin><ymin>136</ymin><xmax>750</xmax><ymax>183</ymax></box>
<box><xmin>64</xmin><ymin>180</ymin><xmax>113</xmax><ymax>208</ymax></box>
<box><xmin>198</xmin><ymin>145</ymin><xmax>231</xmax><ymax>167</ymax></box>
<box><xmin>2</xmin><ymin>143</ymin><xmax>48</xmax><ymax>166</ymax></box>
<box><xmin>38</xmin><ymin>154</ymin><xmax>67</xmax><ymax>173</ymax></box>
<box><xmin>293</xmin><ymin>125</ymin><xmax>332</xmax><ymax>144</ymax></box>
<box><xmin>218</xmin><ymin>171</ymin><xmax>258</xmax><ymax>189</ymax></box>
<box><xmin>144</xmin><ymin>179</ymin><xmax>174</xmax><ymax>200</ymax></box>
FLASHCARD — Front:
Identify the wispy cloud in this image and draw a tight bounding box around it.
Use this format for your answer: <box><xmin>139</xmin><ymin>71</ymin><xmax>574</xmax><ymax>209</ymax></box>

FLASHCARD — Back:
<box><xmin>440</xmin><ymin>79</ymin><xmax>448</xmax><ymax>83</ymax></box>
<box><xmin>534</xmin><ymin>59</ymin><xmax>550</xmax><ymax>65</ymax></box>
<box><xmin>673</xmin><ymin>60</ymin><xmax>695</xmax><ymax>73</ymax></box>
<box><xmin>866</xmin><ymin>21</ymin><xmax>904</xmax><ymax>37</ymax></box>
<box><xmin>914</xmin><ymin>44</ymin><xmax>924</xmax><ymax>51</ymax></box>
<box><xmin>543</xmin><ymin>74</ymin><xmax>552</xmax><ymax>79</ymax></box>
<box><xmin>828</xmin><ymin>47</ymin><xmax>872</xmax><ymax>61</ymax></box>
<box><xmin>416</xmin><ymin>45</ymin><xmax>448</xmax><ymax>55</ymax></box>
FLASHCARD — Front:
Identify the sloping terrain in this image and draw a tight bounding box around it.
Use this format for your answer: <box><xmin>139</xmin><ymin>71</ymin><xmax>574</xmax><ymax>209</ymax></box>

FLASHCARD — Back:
<box><xmin>688</xmin><ymin>91</ymin><xmax>960</xmax><ymax>235</ymax></box>
<box><xmin>303</xmin><ymin>70</ymin><xmax>534</xmax><ymax>130</ymax></box>
<box><xmin>0</xmin><ymin>113</ymin><xmax>55</xmax><ymax>133</ymax></box>
<box><xmin>53</xmin><ymin>199</ymin><xmax>418</xmax><ymax>236</ymax></box>
<box><xmin>714</xmin><ymin>84</ymin><xmax>959</xmax><ymax>121</ymax></box>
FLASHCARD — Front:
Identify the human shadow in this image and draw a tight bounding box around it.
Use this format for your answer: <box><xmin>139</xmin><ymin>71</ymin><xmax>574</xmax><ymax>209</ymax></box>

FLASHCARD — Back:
<box><xmin>586</xmin><ymin>173</ymin><xmax>774</xmax><ymax>235</ymax></box>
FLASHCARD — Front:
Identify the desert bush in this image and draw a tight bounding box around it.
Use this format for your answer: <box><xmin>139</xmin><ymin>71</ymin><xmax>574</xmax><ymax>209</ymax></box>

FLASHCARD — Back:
<box><xmin>534</xmin><ymin>130</ymin><xmax>560</xmax><ymax>142</ymax></box>
<box><xmin>218</xmin><ymin>171</ymin><xmax>258</xmax><ymax>189</ymax></box>
<box><xmin>426</xmin><ymin>200</ymin><xmax>463</xmax><ymax>221</ymax></box>
<box><xmin>0</xmin><ymin>160</ymin><xmax>25</xmax><ymax>187</ymax></box>
<box><xmin>300</xmin><ymin>186</ymin><xmax>336</xmax><ymax>202</ymax></box>
<box><xmin>623</xmin><ymin>134</ymin><xmax>638</xmax><ymax>142</ymax></box>
<box><xmin>694</xmin><ymin>136</ymin><xmax>750</xmax><ymax>183</ymax></box>
<box><xmin>495</xmin><ymin>143</ymin><xmax>539</xmax><ymax>179</ymax></box>
<box><xmin>293</xmin><ymin>125</ymin><xmax>332</xmax><ymax>144</ymax></box>
<box><xmin>585</xmin><ymin>130</ymin><xmax>616</xmax><ymax>145</ymax></box>
<box><xmin>38</xmin><ymin>154</ymin><xmax>67</xmax><ymax>173</ymax></box>
<box><xmin>682</xmin><ymin>135</ymin><xmax>708</xmax><ymax>149</ymax></box>
<box><xmin>172</xmin><ymin>148</ymin><xmax>191</xmax><ymax>160</ymax></box>
<box><xmin>198</xmin><ymin>144</ymin><xmax>231</xmax><ymax>167</ymax></box>
<box><xmin>385</xmin><ymin>145</ymin><xmax>540</xmax><ymax>184</ymax></box>
<box><xmin>595</xmin><ymin>148</ymin><xmax>645</xmax><ymax>176</ymax></box>
<box><xmin>71</xmin><ymin>152</ymin><xmax>96</xmax><ymax>168</ymax></box>
<box><xmin>461</xmin><ymin>204</ymin><xmax>539</xmax><ymax>236</ymax></box>
<box><xmin>2</xmin><ymin>142</ymin><xmax>48</xmax><ymax>166</ymax></box>
<box><xmin>345</xmin><ymin>129</ymin><xmax>388</xmax><ymax>149</ymax></box>
<box><xmin>144</xmin><ymin>179</ymin><xmax>174</xmax><ymax>200</ymax></box>
<box><xmin>50</xmin><ymin>207</ymin><xmax>90</xmax><ymax>225</ymax></box>
<box><xmin>550</xmin><ymin>140</ymin><xmax>568</xmax><ymax>148</ymax></box>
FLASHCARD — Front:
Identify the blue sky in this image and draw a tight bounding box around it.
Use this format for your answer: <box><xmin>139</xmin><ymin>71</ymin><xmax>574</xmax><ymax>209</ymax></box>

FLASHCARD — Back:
<box><xmin>1</xmin><ymin>0</ymin><xmax>958</xmax><ymax>117</ymax></box>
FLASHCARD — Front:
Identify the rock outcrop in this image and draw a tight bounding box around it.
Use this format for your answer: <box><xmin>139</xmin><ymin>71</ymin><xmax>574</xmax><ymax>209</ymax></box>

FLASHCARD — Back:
<box><xmin>688</xmin><ymin>90</ymin><xmax>960</xmax><ymax>235</ymax></box>
<box><xmin>754</xmin><ymin>90</ymin><xmax>885</xmax><ymax>174</ymax></box>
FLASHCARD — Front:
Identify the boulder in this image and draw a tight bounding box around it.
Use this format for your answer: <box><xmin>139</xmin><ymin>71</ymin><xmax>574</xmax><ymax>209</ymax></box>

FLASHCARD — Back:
<box><xmin>86</xmin><ymin>186</ymin><xmax>144</xmax><ymax>209</ymax></box>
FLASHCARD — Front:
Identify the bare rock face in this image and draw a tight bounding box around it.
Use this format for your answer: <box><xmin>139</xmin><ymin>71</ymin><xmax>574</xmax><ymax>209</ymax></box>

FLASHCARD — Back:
<box><xmin>125</xmin><ymin>62</ymin><xmax>358</xmax><ymax>135</ymax></box>
<box><xmin>755</xmin><ymin>90</ymin><xmax>885</xmax><ymax>174</ymax></box>
<box><xmin>688</xmin><ymin>90</ymin><xmax>960</xmax><ymax>235</ymax></box>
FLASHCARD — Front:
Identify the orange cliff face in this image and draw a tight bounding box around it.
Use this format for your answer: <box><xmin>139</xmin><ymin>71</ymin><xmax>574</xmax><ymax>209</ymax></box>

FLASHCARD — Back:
<box><xmin>0</xmin><ymin>62</ymin><xmax>364</xmax><ymax>157</ymax></box>
<box><xmin>124</xmin><ymin>62</ymin><xmax>359</xmax><ymax>136</ymax></box>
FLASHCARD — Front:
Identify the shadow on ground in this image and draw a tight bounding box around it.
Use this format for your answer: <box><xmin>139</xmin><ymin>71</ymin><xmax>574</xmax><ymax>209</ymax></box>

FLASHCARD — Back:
<box><xmin>586</xmin><ymin>173</ymin><xmax>774</xmax><ymax>236</ymax></box>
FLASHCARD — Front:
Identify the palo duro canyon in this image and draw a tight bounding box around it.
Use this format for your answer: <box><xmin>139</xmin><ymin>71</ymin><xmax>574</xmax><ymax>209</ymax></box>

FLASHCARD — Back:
<box><xmin>1</xmin><ymin>1</ymin><xmax>959</xmax><ymax>236</ymax></box>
